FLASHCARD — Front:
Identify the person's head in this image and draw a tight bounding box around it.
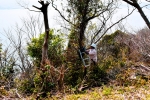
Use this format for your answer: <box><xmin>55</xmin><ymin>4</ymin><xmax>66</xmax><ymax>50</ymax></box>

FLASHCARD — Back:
<box><xmin>90</xmin><ymin>43</ymin><xmax>96</xmax><ymax>49</ymax></box>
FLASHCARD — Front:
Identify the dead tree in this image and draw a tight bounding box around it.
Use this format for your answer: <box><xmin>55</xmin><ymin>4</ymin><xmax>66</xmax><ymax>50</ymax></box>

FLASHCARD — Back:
<box><xmin>33</xmin><ymin>0</ymin><xmax>50</xmax><ymax>66</ymax></box>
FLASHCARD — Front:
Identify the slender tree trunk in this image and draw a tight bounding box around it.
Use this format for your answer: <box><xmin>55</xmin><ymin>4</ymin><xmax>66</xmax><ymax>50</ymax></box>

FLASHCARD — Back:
<box><xmin>41</xmin><ymin>7</ymin><xmax>49</xmax><ymax>65</ymax></box>
<box><xmin>33</xmin><ymin>1</ymin><xmax>50</xmax><ymax>66</ymax></box>
<box><xmin>135</xmin><ymin>4</ymin><xmax>150</xmax><ymax>29</ymax></box>
<box><xmin>123</xmin><ymin>0</ymin><xmax>150</xmax><ymax>29</ymax></box>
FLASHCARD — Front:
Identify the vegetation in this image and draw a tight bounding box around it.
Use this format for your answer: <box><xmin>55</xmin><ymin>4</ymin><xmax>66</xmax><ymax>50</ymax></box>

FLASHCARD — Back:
<box><xmin>18</xmin><ymin>29</ymin><xmax>65</xmax><ymax>96</ymax></box>
<box><xmin>2</xmin><ymin>28</ymin><xmax>150</xmax><ymax>99</ymax></box>
<box><xmin>51</xmin><ymin>83</ymin><xmax>150</xmax><ymax>100</ymax></box>
<box><xmin>27</xmin><ymin>29</ymin><xmax>64</xmax><ymax>67</ymax></box>
<box><xmin>1</xmin><ymin>0</ymin><xmax>150</xmax><ymax>99</ymax></box>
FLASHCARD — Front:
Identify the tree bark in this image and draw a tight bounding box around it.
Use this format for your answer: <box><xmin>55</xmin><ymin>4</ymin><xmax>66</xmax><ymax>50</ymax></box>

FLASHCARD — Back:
<box><xmin>123</xmin><ymin>0</ymin><xmax>150</xmax><ymax>29</ymax></box>
<box><xmin>33</xmin><ymin>1</ymin><xmax>50</xmax><ymax>66</ymax></box>
<box><xmin>79</xmin><ymin>21</ymin><xmax>88</xmax><ymax>49</ymax></box>
<box><xmin>135</xmin><ymin>3</ymin><xmax>150</xmax><ymax>29</ymax></box>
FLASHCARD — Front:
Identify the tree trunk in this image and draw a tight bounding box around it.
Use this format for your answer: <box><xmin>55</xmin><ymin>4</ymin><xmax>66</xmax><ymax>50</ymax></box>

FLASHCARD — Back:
<box><xmin>41</xmin><ymin>7</ymin><xmax>50</xmax><ymax>65</ymax></box>
<box><xmin>135</xmin><ymin>4</ymin><xmax>150</xmax><ymax>29</ymax></box>
<box><xmin>33</xmin><ymin>1</ymin><xmax>50</xmax><ymax>66</ymax></box>
<box><xmin>122</xmin><ymin>0</ymin><xmax>150</xmax><ymax>29</ymax></box>
<box><xmin>79</xmin><ymin>21</ymin><xmax>87</xmax><ymax>49</ymax></box>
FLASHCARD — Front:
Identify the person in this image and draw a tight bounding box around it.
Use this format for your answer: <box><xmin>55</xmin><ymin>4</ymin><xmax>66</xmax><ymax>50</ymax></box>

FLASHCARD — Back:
<box><xmin>83</xmin><ymin>43</ymin><xmax>97</xmax><ymax>77</ymax></box>
<box><xmin>85</xmin><ymin>43</ymin><xmax>97</xmax><ymax>65</ymax></box>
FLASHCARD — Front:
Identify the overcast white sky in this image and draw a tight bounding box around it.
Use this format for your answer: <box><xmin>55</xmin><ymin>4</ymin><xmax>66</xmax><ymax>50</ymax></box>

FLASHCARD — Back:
<box><xmin>0</xmin><ymin>0</ymin><xmax>150</xmax><ymax>48</ymax></box>
<box><xmin>0</xmin><ymin>0</ymin><xmax>60</xmax><ymax>47</ymax></box>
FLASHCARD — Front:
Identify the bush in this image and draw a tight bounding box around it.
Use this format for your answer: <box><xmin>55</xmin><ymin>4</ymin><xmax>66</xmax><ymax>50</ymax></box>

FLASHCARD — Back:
<box><xmin>83</xmin><ymin>65</ymin><xmax>108</xmax><ymax>87</ymax></box>
<box><xmin>33</xmin><ymin>68</ymin><xmax>56</xmax><ymax>94</ymax></box>
<box><xmin>18</xmin><ymin>79</ymin><xmax>35</xmax><ymax>95</ymax></box>
<box><xmin>64</xmin><ymin>60</ymin><xmax>84</xmax><ymax>87</ymax></box>
<box><xmin>0</xmin><ymin>86</ymin><xmax>8</xmax><ymax>96</ymax></box>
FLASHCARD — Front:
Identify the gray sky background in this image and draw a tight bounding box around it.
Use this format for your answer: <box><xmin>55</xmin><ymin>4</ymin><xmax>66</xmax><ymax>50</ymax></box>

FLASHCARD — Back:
<box><xmin>0</xmin><ymin>0</ymin><xmax>150</xmax><ymax>48</ymax></box>
<box><xmin>0</xmin><ymin>0</ymin><xmax>59</xmax><ymax>47</ymax></box>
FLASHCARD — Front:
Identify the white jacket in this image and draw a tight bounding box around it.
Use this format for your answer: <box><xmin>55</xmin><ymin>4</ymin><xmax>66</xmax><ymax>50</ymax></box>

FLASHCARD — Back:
<box><xmin>88</xmin><ymin>49</ymin><xmax>97</xmax><ymax>63</ymax></box>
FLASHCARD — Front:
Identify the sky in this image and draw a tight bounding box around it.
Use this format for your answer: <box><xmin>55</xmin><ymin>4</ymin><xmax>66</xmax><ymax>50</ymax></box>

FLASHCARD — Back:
<box><xmin>0</xmin><ymin>0</ymin><xmax>150</xmax><ymax>48</ymax></box>
<box><xmin>0</xmin><ymin>0</ymin><xmax>60</xmax><ymax>48</ymax></box>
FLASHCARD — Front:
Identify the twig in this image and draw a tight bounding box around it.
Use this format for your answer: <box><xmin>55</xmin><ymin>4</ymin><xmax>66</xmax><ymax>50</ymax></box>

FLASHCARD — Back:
<box><xmin>15</xmin><ymin>89</ymin><xmax>22</xmax><ymax>98</ymax></box>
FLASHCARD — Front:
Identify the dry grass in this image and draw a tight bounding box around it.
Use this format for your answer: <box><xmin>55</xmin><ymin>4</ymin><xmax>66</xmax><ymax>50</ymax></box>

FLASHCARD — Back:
<box><xmin>49</xmin><ymin>82</ymin><xmax>150</xmax><ymax>100</ymax></box>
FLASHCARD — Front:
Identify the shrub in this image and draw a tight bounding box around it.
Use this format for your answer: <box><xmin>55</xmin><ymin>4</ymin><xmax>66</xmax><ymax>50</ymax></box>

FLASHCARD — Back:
<box><xmin>18</xmin><ymin>78</ymin><xmax>35</xmax><ymax>95</ymax></box>
<box><xmin>0</xmin><ymin>86</ymin><xmax>8</xmax><ymax>96</ymax></box>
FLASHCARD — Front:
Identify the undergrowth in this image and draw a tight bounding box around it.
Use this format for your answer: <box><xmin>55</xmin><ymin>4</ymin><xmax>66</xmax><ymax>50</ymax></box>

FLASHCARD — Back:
<box><xmin>49</xmin><ymin>81</ymin><xmax>150</xmax><ymax>100</ymax></box>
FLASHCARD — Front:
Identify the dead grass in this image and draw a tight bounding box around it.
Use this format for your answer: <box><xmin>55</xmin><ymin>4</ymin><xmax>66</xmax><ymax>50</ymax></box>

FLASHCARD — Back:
<box><xmin>5</xmin><ymin>77</ymin><xmax>150</xmax><ymax>99</ymax></box>
<box><xmin>49</xmin><ymin>82</ymin><xmax>150</xmax><ymax>100</ymax></box>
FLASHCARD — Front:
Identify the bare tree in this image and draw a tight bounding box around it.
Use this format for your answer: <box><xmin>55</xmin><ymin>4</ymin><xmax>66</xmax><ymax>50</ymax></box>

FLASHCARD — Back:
<box><xmin>122</xmin><ymin>0</ymin><xmax>150</xmax><ymax>29</ymax></box>
<box><xmin>0</xmin><ymin>42</ymin><xmax>18</xmax><ymax>89</ymax></box>
<box><xmin>88</xmin><ymin>7</ymin><xmax>135</xmax><ymax>44</ymax></box>
<box><xmin>1</xmin><ymin>14</ymin><xmax>44</xmax><ymax>84</ymax></box>
<box><xmin>33</xmin><ymin>1</ymin><xmax>50</xmax><ymax>66</ymax></box>
<box><xmin>130</xmin><ymin>28</ymin><xmax>150</xmax><ymax>61</ymax></box>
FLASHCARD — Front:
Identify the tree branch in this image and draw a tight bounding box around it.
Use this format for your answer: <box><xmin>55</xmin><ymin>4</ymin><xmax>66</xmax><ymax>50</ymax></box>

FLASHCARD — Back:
<box><xmin>122</xmin><ymin>0</ymin><xmax>135</xmax><ymax>6</ymax></box>
<box><xmin>32</xmin><ymin>5</ymin><xmax>41</xmax><ymax>10</ymax></box>
<box><xmin>51</xmin><ymin>0</ymin><xmax>75</xmax><ymax>26</ymax></box>
<box><xmin>95</xmin><ymin>8</ymin><xmax>136</xmax><ymax>43</ymax></box>
<box><xmin>17</xmin><ymin>2</ymin><xmax>41</xmax><ymax>12</ymax></box>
